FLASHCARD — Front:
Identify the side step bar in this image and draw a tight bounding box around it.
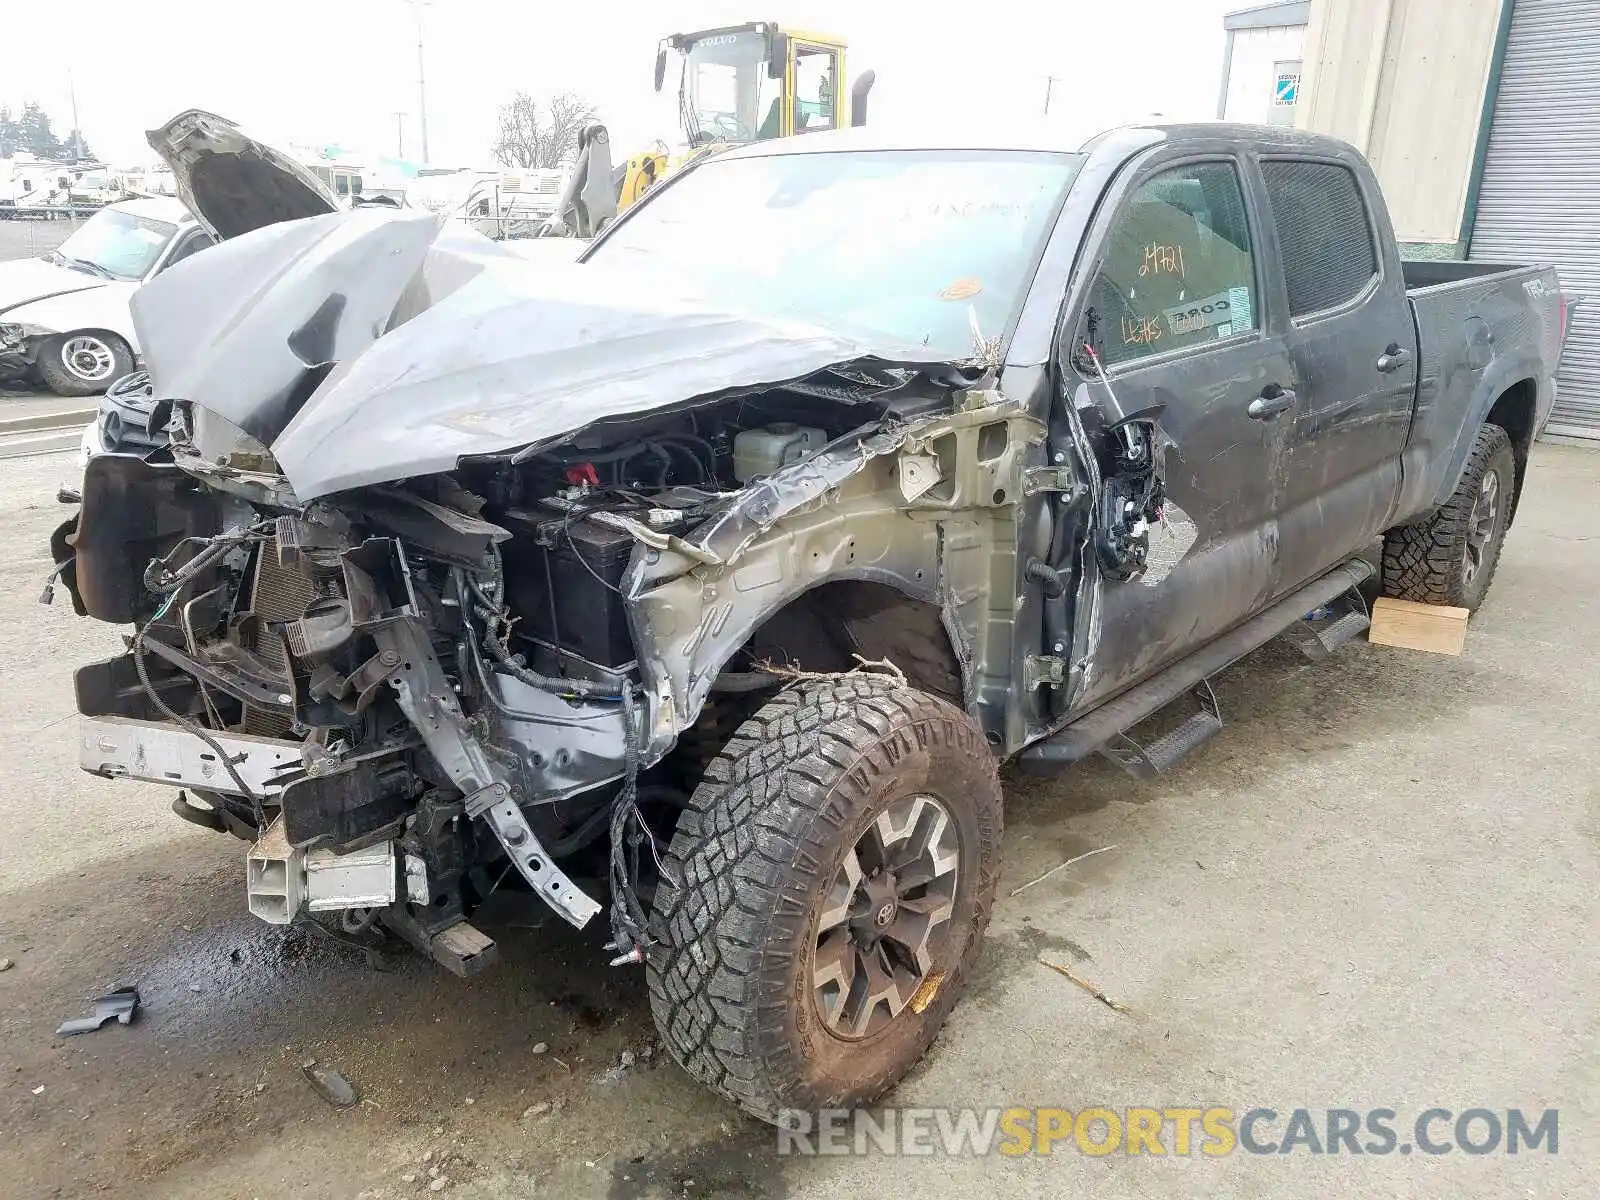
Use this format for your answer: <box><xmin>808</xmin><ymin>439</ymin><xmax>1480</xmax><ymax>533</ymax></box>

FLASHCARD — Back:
<box><xmin>1280</xmin><ymin>588</ymin><xmax>1371</xmax><ymax>662</ymax></box>
<box><xmin>1018</xmin><ymin>558</ymin><xmax>1372</xmax><ymax>773</ymax></box>
<box><xmin>1098</xmin><ymin>680</ymin><xmax>1223</xmax><ymax>779</ymax></box>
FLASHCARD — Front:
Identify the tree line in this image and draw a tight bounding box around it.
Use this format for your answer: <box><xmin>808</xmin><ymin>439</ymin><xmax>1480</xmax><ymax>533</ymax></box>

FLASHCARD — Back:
<box><xmin>4</xmin><ymin>90</ymin><xmax>602</xmax><ymax>169</ymax></box>
<box><xmin>491</xmin><ymin>91</ymin><xmax>597</xmax><ymax>170</ymax></box>
<box><xmin>0</xmin><ymin>102</ymin><xmax>95</xmax><ymax>162</ymax></box>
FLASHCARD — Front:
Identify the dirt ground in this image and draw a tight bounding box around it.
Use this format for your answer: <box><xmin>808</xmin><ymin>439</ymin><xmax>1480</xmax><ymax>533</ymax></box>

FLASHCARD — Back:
<box><xmin>0</xmin><ymin>445</ymin><xmax>1595</xmax><ymax>1200</ymax></box>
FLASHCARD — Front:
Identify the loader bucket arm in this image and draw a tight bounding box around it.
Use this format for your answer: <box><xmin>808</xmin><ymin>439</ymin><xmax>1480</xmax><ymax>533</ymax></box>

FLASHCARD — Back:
<box><xmin>543</xmin><ymin>123</ymin><xmax>619</xmax><ymax>239</ymax></box>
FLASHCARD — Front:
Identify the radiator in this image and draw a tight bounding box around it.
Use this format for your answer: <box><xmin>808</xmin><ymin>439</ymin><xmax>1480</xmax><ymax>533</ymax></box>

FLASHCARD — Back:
<box><xmin>239</xmin><ymin>541</ymin><xmax>324</xmax><ymax>736</ymax></box>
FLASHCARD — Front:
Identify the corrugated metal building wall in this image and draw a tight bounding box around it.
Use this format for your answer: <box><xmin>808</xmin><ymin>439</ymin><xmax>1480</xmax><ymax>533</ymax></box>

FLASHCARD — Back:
<box><xmin>1296</xmin><ymin>0</ymin><xmax>1503</xmax><ymax>253</ymax></box>
<box><xmin>1291</xmin><ymin>0</ymin><xmax>1600</xmax><ymax>442</ymax></box>
<box><xmin>1468</xmin><ymin>0</ymin><xmax>1600</xmax><ymax>441</ymax></box>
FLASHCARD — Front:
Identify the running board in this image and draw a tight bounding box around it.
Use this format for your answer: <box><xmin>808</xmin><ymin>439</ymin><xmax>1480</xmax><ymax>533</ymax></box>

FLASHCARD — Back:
<box><xmin>1098</xmin><ymin>680</ymin><xmax>1223</xmax><ymax>779</ymax></box>
<box><xmin>1280</xmin><ymin>589</ymin><xmax>1371</xmax><ymax>662</ymax></box>
<box><xmin>1018</xmin><ymin>558</ymin><xmax>1372</xmax><ymax>773</ymax></box>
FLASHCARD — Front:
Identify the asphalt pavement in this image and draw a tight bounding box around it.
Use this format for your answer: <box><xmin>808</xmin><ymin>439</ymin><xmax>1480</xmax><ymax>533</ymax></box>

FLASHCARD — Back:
<box><xmin>1</xmin><ymin>218</ymin><xmax>93</xmax><ymax>456</ymax></box>
<box><xmin>0</xmin><ymin>215</ymin><xmax>83</xmax><ymax>263</ymax></box>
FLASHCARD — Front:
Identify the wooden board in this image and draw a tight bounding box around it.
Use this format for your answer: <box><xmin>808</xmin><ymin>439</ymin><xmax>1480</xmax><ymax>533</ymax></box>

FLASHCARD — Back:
<box><xmin>1367</xmin><ymin>596</ymin><xmax>1470</xmax><ymax>656</ymax></box>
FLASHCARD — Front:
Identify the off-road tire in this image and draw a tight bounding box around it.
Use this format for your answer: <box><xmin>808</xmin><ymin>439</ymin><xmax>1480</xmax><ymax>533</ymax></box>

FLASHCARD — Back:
<box><xmin>646</xmin><ymin>677</ymin><xmax>1002</xmax><ymax>1122</ymax></box>
<box><xmin>1382</xmin><ymin>423</ymin><xmax>1515</xmax><ymax>611</ymax></box>
<box><xmin>37</xmin><ymin>331</ymin><xmax>134</xmax><ymax>397</ymax></box>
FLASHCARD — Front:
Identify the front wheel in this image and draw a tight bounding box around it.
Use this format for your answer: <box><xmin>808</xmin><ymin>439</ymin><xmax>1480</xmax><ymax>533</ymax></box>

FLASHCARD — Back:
<box><xmin>1382</xmin><ymin>423</ymin><xmax>1516</xmax><ymax>611</ymax></box>
<box><xmin>647</xmin><ymin>677</ymin><xmax>1002</xmax><ymax>1122</ymax></box>
<box><xmin>36</xmin><ymin>331</ymin><xmax>134</xmax><ymax>397</ymax></box>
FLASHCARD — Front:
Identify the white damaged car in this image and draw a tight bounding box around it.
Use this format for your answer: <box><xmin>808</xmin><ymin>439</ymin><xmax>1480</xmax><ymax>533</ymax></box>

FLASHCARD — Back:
<box><xmin>0</xmin><ymin>197</ymin><xmax>215</xmax><ymax>395</ymax></box>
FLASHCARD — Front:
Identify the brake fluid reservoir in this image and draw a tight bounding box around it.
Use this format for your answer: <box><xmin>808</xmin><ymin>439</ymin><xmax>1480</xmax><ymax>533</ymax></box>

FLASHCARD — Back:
<box><xmin>732</xmin><ymin>423</ymin><xmax>828</xmax><ymax>483</ymax></box>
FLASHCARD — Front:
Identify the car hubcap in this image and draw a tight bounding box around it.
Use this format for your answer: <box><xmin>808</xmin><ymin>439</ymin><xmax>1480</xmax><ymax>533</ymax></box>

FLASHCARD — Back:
<box><xmin>811</xmin><ymin>794</ymin><xmax>960</xmax><ymax>1040</ymax></box>
<box><xmin>62</xmin><ymin>336</ymin><xmax>115</xmax><ymax>382</ymax></box>
<box><xmin>1463</xmin><ymin>469</ymin><xmax>1500</xmax><ymax>585</ymax></box>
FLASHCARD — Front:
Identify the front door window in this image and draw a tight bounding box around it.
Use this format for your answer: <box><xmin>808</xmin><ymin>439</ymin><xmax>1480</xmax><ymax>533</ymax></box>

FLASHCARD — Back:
<box><xmin>1084</xmin><ymin>161</ymin><xmax>1259</xmax><ymax>368</ymax></box>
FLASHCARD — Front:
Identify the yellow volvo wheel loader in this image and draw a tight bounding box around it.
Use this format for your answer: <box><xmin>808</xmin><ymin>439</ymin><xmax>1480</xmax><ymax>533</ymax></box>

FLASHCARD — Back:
<box><xmin>539</xmin><ymin>21</ymin><xmax>875</xmax><ymax>239</ymax></box>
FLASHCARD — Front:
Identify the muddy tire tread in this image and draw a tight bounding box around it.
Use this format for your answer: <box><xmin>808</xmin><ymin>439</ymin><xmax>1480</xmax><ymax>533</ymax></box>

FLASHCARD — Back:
<box><xmin>646</xmin><ymin>677</ymin><xmax>998</xmax><ymax>1120</ymax></box>
<box><xmin>1382</xmin><ymin>422</ymin><xmax>1513</xmax><ymax>610</ymax></box>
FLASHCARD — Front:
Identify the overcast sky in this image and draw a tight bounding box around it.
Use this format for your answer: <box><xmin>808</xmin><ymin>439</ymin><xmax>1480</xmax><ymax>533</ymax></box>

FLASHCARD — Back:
<box><xmin>9</xmin><ymin>0</ymin><xmax>1239</xmax><ymax>167</ymax></box>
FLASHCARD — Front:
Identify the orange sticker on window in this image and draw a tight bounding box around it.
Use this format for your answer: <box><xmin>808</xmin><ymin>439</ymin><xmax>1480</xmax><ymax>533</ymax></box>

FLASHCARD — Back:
<box><xmin>939</xmin><ymin>278</ymin><xmax>983</xmax><ymax>300</ymax></box>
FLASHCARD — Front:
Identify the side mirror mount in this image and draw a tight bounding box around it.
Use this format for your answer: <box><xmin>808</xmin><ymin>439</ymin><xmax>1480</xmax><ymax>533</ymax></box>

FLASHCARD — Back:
<box><xmin>768</xmin><ymin>32</ymin><xmax>789</xmax><ymax>78</ymax></box>
<box><xmin>850</xmin><ymin>70</ymin><xmax>876</xmax><ymax>127</ymax></box>
<box><xmin>653</xmin><ymin>47</ymin><xmax>667</xmax><ymax>92</ymax></box>
<box><xmin>1066</xmin><ymin>306</ymin><xmax>1101</xmax><ymax>375</ymax></box>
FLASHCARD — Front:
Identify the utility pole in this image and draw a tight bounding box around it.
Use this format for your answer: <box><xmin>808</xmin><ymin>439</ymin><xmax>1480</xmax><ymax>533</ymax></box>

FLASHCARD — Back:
<box><xmin>1043</xmin><ymin>75</ymin><xmax>1058</xmax><ymax>117</ymax></box>
<box><xmin>393</xmin><ymin>111</ymin><xmax>408</xmax><ymax>158</ymax></box>
<box><xmin>405</xmin><ymin>0</ymin><xmax>431</xmax><ymax>163</ymax></box>
<box><xmin>67</xmin><ymin>68</ymin><xmax>84</xmax><ymax>160</ymax></box>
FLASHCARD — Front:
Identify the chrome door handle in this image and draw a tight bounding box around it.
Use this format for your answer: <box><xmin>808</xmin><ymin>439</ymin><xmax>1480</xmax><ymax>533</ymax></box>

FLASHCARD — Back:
<box><xmin>1248</xmin><ymin>387</ymin><xmax>1296</xmax><ymax>419</ymax></box>
<box><xmin>1376</xmin><ymin>344</ymin><xmax>1412</xmax><ymax>373</ymax></box>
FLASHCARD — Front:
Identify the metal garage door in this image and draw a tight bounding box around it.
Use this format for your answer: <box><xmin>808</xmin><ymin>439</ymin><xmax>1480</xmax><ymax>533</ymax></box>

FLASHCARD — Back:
<box><xmin>1469</xmin><ymin>0</ymin><xmax>1600</xmax><ymax>441</ymax></box>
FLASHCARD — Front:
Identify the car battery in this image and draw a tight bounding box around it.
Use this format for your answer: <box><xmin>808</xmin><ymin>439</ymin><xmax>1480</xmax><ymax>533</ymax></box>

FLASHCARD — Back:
<box><xmin>499</xmin><ymin>506</ymin><xmax>638</xmax><ymax>668</ymax></box>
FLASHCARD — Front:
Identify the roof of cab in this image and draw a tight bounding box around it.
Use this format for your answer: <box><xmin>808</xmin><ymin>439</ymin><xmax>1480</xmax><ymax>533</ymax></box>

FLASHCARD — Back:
<box><xmin>716</xmin><ymin>119</ymin><xmax>1357</xmax><ymax>160</ymax></box>
<box><xmin>110</xmin><ymin>196</ymin><xmax>194</xmax><ymax>225</ymax></box>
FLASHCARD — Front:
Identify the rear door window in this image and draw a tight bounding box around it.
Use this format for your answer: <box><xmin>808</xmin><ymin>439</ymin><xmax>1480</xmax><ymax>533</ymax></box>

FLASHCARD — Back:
<box><xmin>1261</xmin><ymin>160</ymin><xmax>1378</xmax><ymax>318</ymax></box>
<box><xmin>1086</xmin><ymin>161</ymin><xmax>1260</xmax><ymax>368</ymax></box>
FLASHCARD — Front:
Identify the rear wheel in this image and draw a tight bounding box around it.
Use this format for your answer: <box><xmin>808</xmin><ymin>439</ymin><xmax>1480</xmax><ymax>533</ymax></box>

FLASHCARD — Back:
<box><xmin>646</xmin><ymin>677</ymin><xmax>1002</xmax><ymax>1121</ymax></box>
<box><xmin>37</xmin><ymin>331</ymin><xmax>133</xmax><ymax>397</ymax></box>
<box><xmin>1382</xmin><ymin>423</ymin><xmax>1515</xmax><ymax>611</ymax></box>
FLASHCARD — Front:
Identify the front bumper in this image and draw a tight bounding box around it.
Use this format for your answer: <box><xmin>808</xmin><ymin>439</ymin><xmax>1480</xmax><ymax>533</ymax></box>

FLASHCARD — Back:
<box><xmin>81</xmin><ymin>715</ymin><xmax>408</xmax><ymax>928</ymax></box>
<box><xmin>65</xmin><ymin>454</ymin><xmax>609</xmax><ymax>942</ymax></box>
<box><xmin>77</xmin><ymin>419</ymin><xmax>106</xmax><ymax>473</ymax></box>
<box><xmin>80</xmin><ymin>714</ymin><xmax>303</xmax><ymax>794</ymax></box>
<box><xmin>0</xmin><ymin>323</ymin><xmax>48</xmax><ymax>379</ymax></box>
<box><xmin>0</xmin><ymin>346</ymin><xmax>32</xmax><ymax>381</ymax></box>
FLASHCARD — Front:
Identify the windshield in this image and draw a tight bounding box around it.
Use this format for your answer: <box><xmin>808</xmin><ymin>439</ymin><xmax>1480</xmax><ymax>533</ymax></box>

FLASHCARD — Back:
<box><xmin>51</xmin><ymin>208</ymin><xmax>177</xmax><ymax>280</ymax></box>
<box><xmin>588</xmin><ymin>149</ymin><xmax>1083</xmax><ymax>358</ymax></box>
<box><xmin>679</xmin><ymin>30</ymin><xmax>780</xmax><ymax>145</ymax></box>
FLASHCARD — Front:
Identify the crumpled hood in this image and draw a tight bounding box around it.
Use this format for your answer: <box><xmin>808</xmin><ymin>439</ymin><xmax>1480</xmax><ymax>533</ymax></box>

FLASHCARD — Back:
<box><xmin>146</xmin><ymin>109</ymin><xmax>340</xmax><ymax>242</ymax></box>
<box><xmin>0</xmin><ymin>257</ymin><xmax>104</xmax><ymax>317</ymax></box>
<box><xmin>132</xmin><ymin>208</ymin><xmax>945</xmax><ymax>501</ymax></box>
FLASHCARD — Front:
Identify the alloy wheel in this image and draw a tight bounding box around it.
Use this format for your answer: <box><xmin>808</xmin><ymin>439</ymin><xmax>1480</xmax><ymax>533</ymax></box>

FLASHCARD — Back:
<box><xmin>811</xmin><ymin>793</ymin><xmax>961</xmax><ymax>1040</ymax></box>
<box><xmin>61</xmin><ymin>335</ymin><xmax>117</xmax><ymax>383</ymax></box>
<box><xmin>1463</xmin><ymin>468</ymin><xmax>1500</xmax><ymax>586</ymax></box>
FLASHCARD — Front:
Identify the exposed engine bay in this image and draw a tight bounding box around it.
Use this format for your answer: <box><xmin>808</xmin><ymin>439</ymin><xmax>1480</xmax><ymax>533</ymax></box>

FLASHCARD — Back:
<box><xmin>46</xmin><ymin>121</ymin><xmax>1083</xmax><ymax>978</ymax></box>
<box><xmin>59</xmin><ymin>354</ymin><xmax>1040</xmax><ymax>974</ymax></box>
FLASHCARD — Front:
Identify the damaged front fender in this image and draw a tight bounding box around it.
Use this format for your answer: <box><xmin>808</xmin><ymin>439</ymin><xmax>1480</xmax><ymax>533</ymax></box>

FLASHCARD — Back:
<box><xmin>623</xmin><ymin>390</ymin><xmax>1047</xmax><ymax>760</ymax></box>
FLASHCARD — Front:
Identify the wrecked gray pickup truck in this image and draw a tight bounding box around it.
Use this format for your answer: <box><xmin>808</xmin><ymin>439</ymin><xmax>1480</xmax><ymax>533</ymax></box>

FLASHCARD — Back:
<box><xmin>52</xmin><ymin>111</ymin><xmax>1566</xmax><ymax>1121</ymax></box>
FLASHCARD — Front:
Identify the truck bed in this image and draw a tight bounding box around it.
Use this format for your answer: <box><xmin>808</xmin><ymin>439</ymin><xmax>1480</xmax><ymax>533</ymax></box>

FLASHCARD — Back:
<box><xmin>1392</xmin><ymin>258</ymin><xmax>1564</xmax><ymax>527</ymax></box>
<box><xmin>1401</xmin><ymin>259</ymin><xmax>1537</xmax><ymax>291</ymax></box>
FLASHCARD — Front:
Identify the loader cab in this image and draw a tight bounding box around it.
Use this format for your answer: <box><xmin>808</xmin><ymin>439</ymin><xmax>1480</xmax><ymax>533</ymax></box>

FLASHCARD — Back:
<box><xmin>655</xmin><ymin>22</ymin><xmax>862</xmax><ymax>147</ymax></box>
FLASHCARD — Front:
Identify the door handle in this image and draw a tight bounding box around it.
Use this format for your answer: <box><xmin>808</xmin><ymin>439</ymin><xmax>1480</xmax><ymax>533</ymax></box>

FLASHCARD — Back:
<box><xmin>1376</xmin><ymin>344</ymin><xmax>1412</xmax><ymax>373</ymax></box>
<box><xmin>1247</xmin><ymin>386</ymin><xmax>1296</xmax><ymax>420</ymax></box>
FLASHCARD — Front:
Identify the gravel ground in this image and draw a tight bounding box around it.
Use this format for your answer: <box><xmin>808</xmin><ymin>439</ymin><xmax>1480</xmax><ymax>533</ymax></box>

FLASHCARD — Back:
<box><xmin>0</xmin><ymin>445</ymin><xmax>1595</xmax><ymax>1200</ymax></box>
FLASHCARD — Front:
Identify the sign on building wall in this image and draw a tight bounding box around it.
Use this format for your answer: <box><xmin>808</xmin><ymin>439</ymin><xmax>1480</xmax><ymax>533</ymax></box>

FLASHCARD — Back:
<box><xmin>1271</xmin><ymin>59</ymin><xmax>1302</xmax><ymax>125</ymax></box>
